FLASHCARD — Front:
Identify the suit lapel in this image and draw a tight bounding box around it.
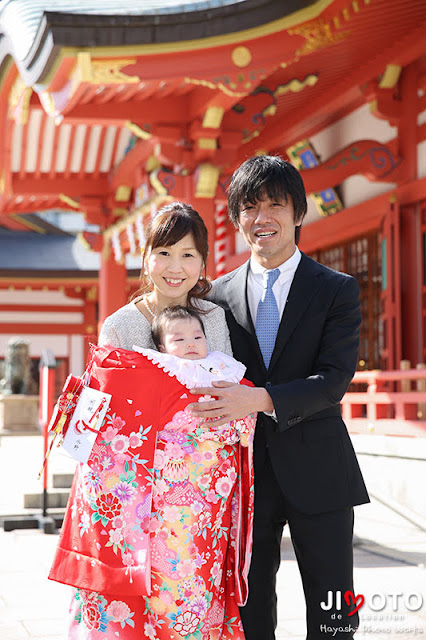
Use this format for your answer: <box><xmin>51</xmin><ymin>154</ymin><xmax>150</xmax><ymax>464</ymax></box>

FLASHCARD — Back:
<box><xmin>226</xmin><ymin>261</ymin><xmax>253</xmax><ymax>334</ymax></box>
<box><xmin>225</xmin><ymin>261</ymin><xmax>267</xmax><ymax>370</ymax></box>
<box><xmin>268</xmin><ymin>254</ymin><xmax>323</xmax><ymax>371</ymax></box>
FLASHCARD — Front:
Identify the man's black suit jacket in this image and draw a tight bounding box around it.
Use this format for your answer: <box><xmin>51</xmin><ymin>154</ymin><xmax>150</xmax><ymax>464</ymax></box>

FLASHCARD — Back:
<box><xmin>210</xmin><ymin>252</ymin><xmax>369</xmax><ymax>515</ymax></box>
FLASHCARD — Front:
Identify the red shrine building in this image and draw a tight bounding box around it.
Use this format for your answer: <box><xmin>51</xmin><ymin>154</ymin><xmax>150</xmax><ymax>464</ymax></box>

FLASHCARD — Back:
<box><xmin>0</xmin><ymin>0</ymin><xmax>425</xmax><ymax>386</ymax></box>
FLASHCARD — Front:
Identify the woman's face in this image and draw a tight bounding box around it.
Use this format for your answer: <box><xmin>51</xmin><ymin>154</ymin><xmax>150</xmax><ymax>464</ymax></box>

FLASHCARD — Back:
<box><xmin>146</xmin><ymin>233</ymin><xmax>204</xmax><ymax>307</ymax></box>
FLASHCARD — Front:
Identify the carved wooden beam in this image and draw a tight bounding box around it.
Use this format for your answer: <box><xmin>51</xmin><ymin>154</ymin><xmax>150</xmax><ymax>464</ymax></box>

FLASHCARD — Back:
<box><xmin>300</xmin><ymin>139</ymin><xmax>403</xmax><ymax>194</ymax></box>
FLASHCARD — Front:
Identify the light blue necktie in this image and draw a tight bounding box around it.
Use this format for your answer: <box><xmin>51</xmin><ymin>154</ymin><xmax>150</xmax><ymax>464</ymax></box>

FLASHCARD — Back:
<box><xmin>255</xmin><ymin>268</ymin><xmax>280</xmax><ymax>368</ymax></box>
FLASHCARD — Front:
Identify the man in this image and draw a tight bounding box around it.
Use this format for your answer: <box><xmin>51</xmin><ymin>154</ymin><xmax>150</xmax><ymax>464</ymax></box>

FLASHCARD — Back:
<box><xmin>190</xmin><ymin>155</ymin><xmax>369</xmax><ymax>639</ymax></box>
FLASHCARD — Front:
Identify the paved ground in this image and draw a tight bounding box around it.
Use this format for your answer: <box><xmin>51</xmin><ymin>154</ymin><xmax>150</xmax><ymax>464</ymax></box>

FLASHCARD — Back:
<box><xmin>1</xmin><ymin>433</ymin><xmax>425</xmax><ymax>640</ymax></box>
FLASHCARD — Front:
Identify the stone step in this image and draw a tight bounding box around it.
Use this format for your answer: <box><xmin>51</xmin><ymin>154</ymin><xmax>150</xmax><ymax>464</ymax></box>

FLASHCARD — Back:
<box><xmin>24</xmin><ymin>489</ymin><xmax>70</xmax><ymax>510</ymax></box>
<box><xmin>52</xmin><ymin>473</ymin><xmax>74</xmax><ymax>489</ymax></box>
<box><xmin>2</xmin><ymin>513</ymin><xmax>65</xmax><ymax>532</ymax></box>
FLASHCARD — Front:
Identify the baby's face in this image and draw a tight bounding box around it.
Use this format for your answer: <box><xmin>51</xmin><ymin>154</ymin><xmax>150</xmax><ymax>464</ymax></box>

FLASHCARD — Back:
<box><xmin>160</xmin><ymin>317</ymin><xmax>208</xmax><ymax>360</ymax></box>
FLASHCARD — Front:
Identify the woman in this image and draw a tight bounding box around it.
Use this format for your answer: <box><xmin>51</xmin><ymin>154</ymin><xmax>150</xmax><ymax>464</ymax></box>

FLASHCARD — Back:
<box><xmin>49</xmin><ymin>202</ymin><xmax>254</xmax><ymax>640</ymax></box>
<box><xmin>98</xmin><ymin>202</ymin><xmax>232</xmax><ymax>355</ymax></box>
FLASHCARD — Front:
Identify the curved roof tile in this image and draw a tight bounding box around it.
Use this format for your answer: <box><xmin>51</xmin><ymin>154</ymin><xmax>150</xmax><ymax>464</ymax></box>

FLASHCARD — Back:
<box><xmin>1</xmin><ymin>0</ymin><xmax>251</xmax><ymax>60</ymax></box>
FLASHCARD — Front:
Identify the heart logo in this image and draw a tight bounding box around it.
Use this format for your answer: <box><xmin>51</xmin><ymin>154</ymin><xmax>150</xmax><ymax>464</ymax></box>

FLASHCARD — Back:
<box><xmin>344</xmin><ymin>590</ymin><xmax>365</xmax><ymax>616</ymax></box>
<box><xmin>135</xmin><ymin>410</ymin><xmax>142</xmax><ymax>416</ymax></box>
<box><xmin>127</xmin><ymin>398</ymin><xmax>133</xmax><ymax>404</ymax></box>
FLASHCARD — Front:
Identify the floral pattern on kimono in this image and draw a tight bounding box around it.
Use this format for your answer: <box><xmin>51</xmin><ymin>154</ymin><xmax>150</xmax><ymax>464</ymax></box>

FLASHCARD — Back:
<box><xmin>49</xmin><ymin>346</ymin><xmax>255</xmax><ymax>639</ymax></box>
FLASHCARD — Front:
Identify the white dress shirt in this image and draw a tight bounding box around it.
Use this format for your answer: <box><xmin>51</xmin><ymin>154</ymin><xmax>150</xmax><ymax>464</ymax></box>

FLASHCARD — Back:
<box><xmin>247</xmin><ymin>246</ymin><xmax>302</xmax><ymax>326</ymax></box>
<box><xmin>247</xmin><ymin>247</ymin><xmax>301</xmax><ymax>419</ymax></box>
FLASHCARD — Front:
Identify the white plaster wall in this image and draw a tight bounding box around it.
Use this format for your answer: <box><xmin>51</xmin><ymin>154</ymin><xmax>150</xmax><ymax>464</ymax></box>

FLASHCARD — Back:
<box><xmin>0</xmin><ymin>289</ymin><xmax>86</xmax><ymax>373</ymax></box>
<box><xmin>302</xmin><ymin>196</ymin><xmax>322</xmax><ymax>227</ymax></box>
<box><xmin>0</xmin><ymin>311</ymin><xmax>84</xmax><ymax>323</ymax></box>
<box><xmin>418</xmin><ymin>140</ymin><xmax>426</xmax><ymax>179</ymax></box>
<box><xmin>308</xmin><ymin>103</ymin><xmax>399</xmax><ymax>210</ymax></box>
<box><xmin>340</xmin><ymin>175</ymin><xmax>395</xmax><ymax>209</ymax></box>
<box><xmin>310</xmin><ymin>103</ymin><xmax>397</xmax><ymax>154</ymax></box>
<box><xmin>69</xmin><ymin>334</ymin><xmax>85</xmax><ymax>375</ymax></box>
<box><xmin>0</xmin><ymin>290</ymin><xmax>83</xmax><ymax>305</ymax></box>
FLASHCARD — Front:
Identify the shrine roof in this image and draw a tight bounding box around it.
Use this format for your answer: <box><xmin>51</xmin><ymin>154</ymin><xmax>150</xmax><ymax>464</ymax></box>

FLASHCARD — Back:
<box><xmin>0</xmin><ymin>226</ymin><xmax>141</xmax><ymax>276</ymax></box>
<box><xmin>0</xmin><ymin>229</ymin><xmax>100</xmax><ymax>273</ymax></box>
<box><xmin>0</xmin><ymin>0</ymin><xmax>425</xmax><ymax>244</ymax></box>
<box><xmin>0</xmin><ymin>0</ymin><xmax>311</xmax><ymax>65</ymax></box>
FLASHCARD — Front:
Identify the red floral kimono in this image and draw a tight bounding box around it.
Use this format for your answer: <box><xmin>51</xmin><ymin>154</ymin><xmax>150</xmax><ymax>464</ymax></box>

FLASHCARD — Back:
<box><xmin>49</xmin><ymin>345</ymin><xmax>255</xmax><ymax>639</ymax></box>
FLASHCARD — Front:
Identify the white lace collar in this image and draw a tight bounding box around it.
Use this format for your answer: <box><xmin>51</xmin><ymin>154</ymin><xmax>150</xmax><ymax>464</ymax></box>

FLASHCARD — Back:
<box><xmin>131</xmin><ymin>347</ymin><xmax>246</xmax><ymax>388</ymax></box>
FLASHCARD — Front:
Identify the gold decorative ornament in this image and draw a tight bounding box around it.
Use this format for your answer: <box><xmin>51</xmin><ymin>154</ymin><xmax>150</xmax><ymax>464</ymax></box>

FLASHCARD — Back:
<box><xmin>231</xmin><ymin>46</ymin><xmax>252</xmax><ymax>68</ymax></box>
<box><xmin>146</xmin><ymin>155</ymin><xmax>161</xmax><ymax>173</ymax></box>
<box><xmin>379</xmin><ymin>65</ymin><xmax>402</xmax><ymax>89</ymax></box>
<box><xmin>290</xmin><ymin>19</ymin><xmax>350</xmax><ymax>57</ymax></box>
<box><xmin>149</xmin><ymin>169</ymin><xmax>168</xmax><ymax>196</ymax></box>
<box><xmin>195</xmin><ymin>164</ymin><xmax>220</xmax><ymax>198</ymax></box>
<box><xmin>263</xmin><ymin>104</ymin><xmax>277</xmax><ymax>117</ymax></box>
<box><xmin>202</xmin><ymin>106</ymin><xmax>225</xmax><ymax>129</ymax></box>
<box><xmin>78</xmin><ymin>52</ymin><xmax>139</xmax><ymax>84</ymax></box>
<box><xmin>8</xmin><ymin>77</ymin><xmax>32</xmax><ymax>124</ymax></box>
<box><xmin>125</xmin><ymin>121</ymin><xmax>152</xmax><ymax>140</ymax></box>
<box><xmin>115</xmin><ymin>186</ymin><xmax>132</xmax><ymax>202</ymax></box>
<box><xmin>198</xmin><ymin>138</ymin><xmax>217</xmax><ymax>150</ymax></box>
<box><xmin>242</xmin><ymin>130</ymin><xmax>260</xmax><ymax>144</ymax></box>
<box><xmin>86</xmin><ymin>286</ymin><xmax>97</xmax><ymax>301</ymax></box>
<box><xmin>184</xmin><ymin>77</ymin><xmax>248</xmax><ymax>98</ymax></box>
<box><xmin>59</xmin><ymin>194</ymin><xmax>80</xmax><ymax>210</ymax></box>
<box><xmin>275</xmin><ymin>74</ymin><xmax>318</xmax><ymax>96</ymax></box>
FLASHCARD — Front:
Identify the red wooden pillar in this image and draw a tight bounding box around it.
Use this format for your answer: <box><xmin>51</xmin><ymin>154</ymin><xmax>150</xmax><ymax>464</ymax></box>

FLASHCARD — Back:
<box><xmin>83</xmin><ymin>290</ymin><xmax>97</xmax><ymax>359</ymax></box>
<box><xmin>98</xmin><ymin>242</ymin><xmax>127</xmax><ymax>332</ymax></box>
<box><xmin>192</xmin><ymin>197</ymin><xmax>217</xmax><ymax>279</ymax></box>
<box><xmin>380</xmin><ymin>199</ymin><xmax>402</xmax><ymax>370</ymax></box>
<box><xmin>399</xmin><ymin>63</ymin><xmax>422</xmax><ymax>366</ymax></box>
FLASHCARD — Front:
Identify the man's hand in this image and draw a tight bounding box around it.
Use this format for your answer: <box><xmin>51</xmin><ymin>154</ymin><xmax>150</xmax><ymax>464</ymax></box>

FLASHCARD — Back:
<box><xmin>188</xmin><ymin>380</ymin><xmax>274</xmax><ymax>427</ymax></box>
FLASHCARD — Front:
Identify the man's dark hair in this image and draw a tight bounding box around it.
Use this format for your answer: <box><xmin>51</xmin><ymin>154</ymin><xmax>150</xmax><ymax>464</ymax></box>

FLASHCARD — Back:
<box><xmin>227</xmin><ymin>155</ymin><xmax>308</xmax><ymax>244</ymax></box>
<box><xmin>151</xmin><ymin>305</ymin><xmax>205</xmax><ymax>351</ymax></box>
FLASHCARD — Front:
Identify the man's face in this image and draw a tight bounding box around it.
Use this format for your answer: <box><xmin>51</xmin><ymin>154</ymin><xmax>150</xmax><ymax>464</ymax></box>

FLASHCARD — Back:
<box><xmin>238</xmin><ymin>193</ymin><xmax>301</xmax><ymax>268</ymax></box>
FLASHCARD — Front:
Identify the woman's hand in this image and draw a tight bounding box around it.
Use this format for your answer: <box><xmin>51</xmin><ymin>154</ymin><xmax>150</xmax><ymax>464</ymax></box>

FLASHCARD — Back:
<box><xmin>188</xmin><ymin>380</ymin><xmax>273</xmax><ymax>427</ymax></box>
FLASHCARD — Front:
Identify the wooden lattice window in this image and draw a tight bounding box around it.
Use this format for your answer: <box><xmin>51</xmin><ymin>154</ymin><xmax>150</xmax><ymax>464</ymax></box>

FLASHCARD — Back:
<box><xmin>309</xmin><ymin>233</ymin><xmax>382</xmax><ymax>370</ymax></box>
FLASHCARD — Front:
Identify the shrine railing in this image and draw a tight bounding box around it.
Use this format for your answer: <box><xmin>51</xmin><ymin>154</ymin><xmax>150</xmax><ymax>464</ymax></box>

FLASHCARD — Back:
<box><xmin>342</xmin><ymin>364</ymin><xmax>426</xmax><ymax>437</ymax></box>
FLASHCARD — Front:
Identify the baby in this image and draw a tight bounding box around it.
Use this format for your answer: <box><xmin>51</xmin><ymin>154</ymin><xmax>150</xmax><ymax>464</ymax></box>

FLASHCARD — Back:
<box><xmin>132</xmin><ymin>305</ymin><xmax>247</xmax><ymax>387</ymax></box>
<box><xmin>134</xmin><ymin>304</ymin><xmax>254</xmax><ymax>446</ymax></box>
<box><xmin>151</xmin><ymin>305</ymin><xmax>209</xmax><ymax>360</ymax></box>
